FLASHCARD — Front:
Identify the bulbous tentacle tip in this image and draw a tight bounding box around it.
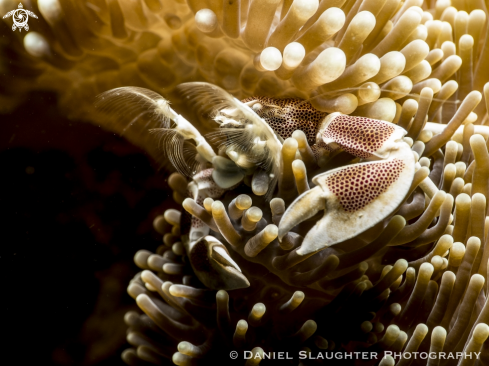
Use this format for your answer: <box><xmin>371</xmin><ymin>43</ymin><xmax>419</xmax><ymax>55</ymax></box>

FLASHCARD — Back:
<box><xmin>277</xmin><ymin>186</ymin><xmax>326</xmax><ymax>242</ymax></box>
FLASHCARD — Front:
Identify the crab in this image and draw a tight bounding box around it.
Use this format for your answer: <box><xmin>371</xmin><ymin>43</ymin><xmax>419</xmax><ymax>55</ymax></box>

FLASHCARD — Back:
<box><xmin>96</xmin><ymin>82</ymin><xmax>437</xmax><ymax>291</ymax></box>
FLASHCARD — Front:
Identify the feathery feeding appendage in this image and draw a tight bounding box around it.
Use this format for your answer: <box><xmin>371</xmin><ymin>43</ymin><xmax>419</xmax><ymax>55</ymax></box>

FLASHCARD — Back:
<box><xmin>153</xmin><ymin>107</ymin><xmax>216</xmax><ymax>165</ymax></box>
<box><xmin>95</xmin><ymin>86</ymin><xmax>216</xmax><ymax>177</ymax></box>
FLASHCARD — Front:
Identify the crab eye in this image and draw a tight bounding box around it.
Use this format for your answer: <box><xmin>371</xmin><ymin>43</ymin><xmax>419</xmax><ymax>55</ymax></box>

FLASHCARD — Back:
<box><xmin>252</xmin><ymin>103</ymin><xmax>263</xmax><ymax>112</ymax></box>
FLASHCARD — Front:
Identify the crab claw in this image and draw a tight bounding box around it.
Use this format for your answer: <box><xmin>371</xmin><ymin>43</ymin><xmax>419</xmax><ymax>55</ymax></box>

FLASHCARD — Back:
<box><xmin>278</xmin><ymin>150</ymin><xmax>415</xmax><ymax>256</ymax></box>
<box><xmin>188</xmin><ymin>235</ymin><xmax>250</xmax><ymax>290</ymax></box>
<box><xmin>318</xmin><ymin>113</ymin><xmax>408</xmax><ymax>159</ymax></box>
<box><xmin>277</xmin><ymin>186</ymin><xmax>326</xmax><ymax>242</ymax></box>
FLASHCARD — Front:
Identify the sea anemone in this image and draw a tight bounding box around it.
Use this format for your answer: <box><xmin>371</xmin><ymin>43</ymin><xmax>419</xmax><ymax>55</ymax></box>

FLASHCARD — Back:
<box><xmin>5</xmin><ymin>0</ymin><xmax>489</xmax><ymax>365</ymax></box>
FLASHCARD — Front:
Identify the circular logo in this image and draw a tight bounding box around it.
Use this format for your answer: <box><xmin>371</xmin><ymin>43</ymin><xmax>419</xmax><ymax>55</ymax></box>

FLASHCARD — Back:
<box><xmin>3</xmin><ymin>3</ymin><xmax>38</xmax><ymax>32</ymax></box>
<box><xmin>12</xmin><ymin>9</ymin><xmax>29</xmax><ymax>29</ymax></box>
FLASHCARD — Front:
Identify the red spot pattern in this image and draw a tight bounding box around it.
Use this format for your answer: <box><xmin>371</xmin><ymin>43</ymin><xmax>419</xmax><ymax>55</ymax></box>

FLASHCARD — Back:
<box><xmin>194</xmin><ymin>168</ymin><xmax>213</xmax><ymax>181</ymax></box>
<box><xmin>185</xmin><ymin>188</ymin><xmax>205</xmax><ymax>229</ymax></box>
<box><xmin>324</xmin><ymin>159</ymin><xmax>405</xmax><ymax>212</ymax></box>
<box><xmin>191</xmin><ymin>193</ymin><xmax>205</xmax><ymax>228</ymax></box>
<box><xmin>242</xmin><ymin>97</ymin><xmax>326</xmax><ymax>144</ymax></box>
<box><xmin>192</xmin><ymin>216</ymin><xmax>204</xmax><ymax>228</ymax></box>
<box><xmin>323</xmin><ymin>115</ymin><xmax>395</xmax><ymax>158</ymax></box>
<box><xmin>193</xmin><ymin>168</ymin><xmax>225</xmax><ymax>198</ymax></box>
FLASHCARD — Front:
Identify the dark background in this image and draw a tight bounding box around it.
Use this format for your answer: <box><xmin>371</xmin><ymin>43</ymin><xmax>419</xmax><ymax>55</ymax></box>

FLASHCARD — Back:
<box><xmin>1</xmin><ymin>91</ymin><xmax>177</xmax><ymax>365</ymax></box>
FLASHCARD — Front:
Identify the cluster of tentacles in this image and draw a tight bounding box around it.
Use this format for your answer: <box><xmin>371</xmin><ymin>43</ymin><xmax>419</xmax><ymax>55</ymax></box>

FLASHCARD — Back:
<box><xmin>1</xmin><ymin>0</ymin><xmax>489</xmax><ymax>127</ymax></box>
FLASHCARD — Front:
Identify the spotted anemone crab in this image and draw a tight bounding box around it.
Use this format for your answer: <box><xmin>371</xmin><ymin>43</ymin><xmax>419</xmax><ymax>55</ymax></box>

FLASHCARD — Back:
<box><xmin>94</xmin><ymin>81</ymin><xmax>489</xmax><ymax>366</ymax></box>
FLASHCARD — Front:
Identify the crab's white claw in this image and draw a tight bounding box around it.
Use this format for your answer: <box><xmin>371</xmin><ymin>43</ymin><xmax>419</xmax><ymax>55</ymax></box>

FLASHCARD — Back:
<box><xmin>280</xmin><ymin>148</ymin><xmax>416</xmax><ymax>256</ymax></box>
<box><xmin>278</xmin><ymin>186</ymin><xmax>326</xmax><ymax>242</ymax></box>
<box><xmin>189</xmin><ymin>236</ymin><xmax>250</xmax><ymax>290</ymax></box>
<box><xmin>318</xmin><ymin>114</ymin><xmax>408</xmax><ymax>159</ymax></box>
<box><xmin>296</xmin><ymin>219</ymin><xmax>329</xmax><ymax>256</ymax></box>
